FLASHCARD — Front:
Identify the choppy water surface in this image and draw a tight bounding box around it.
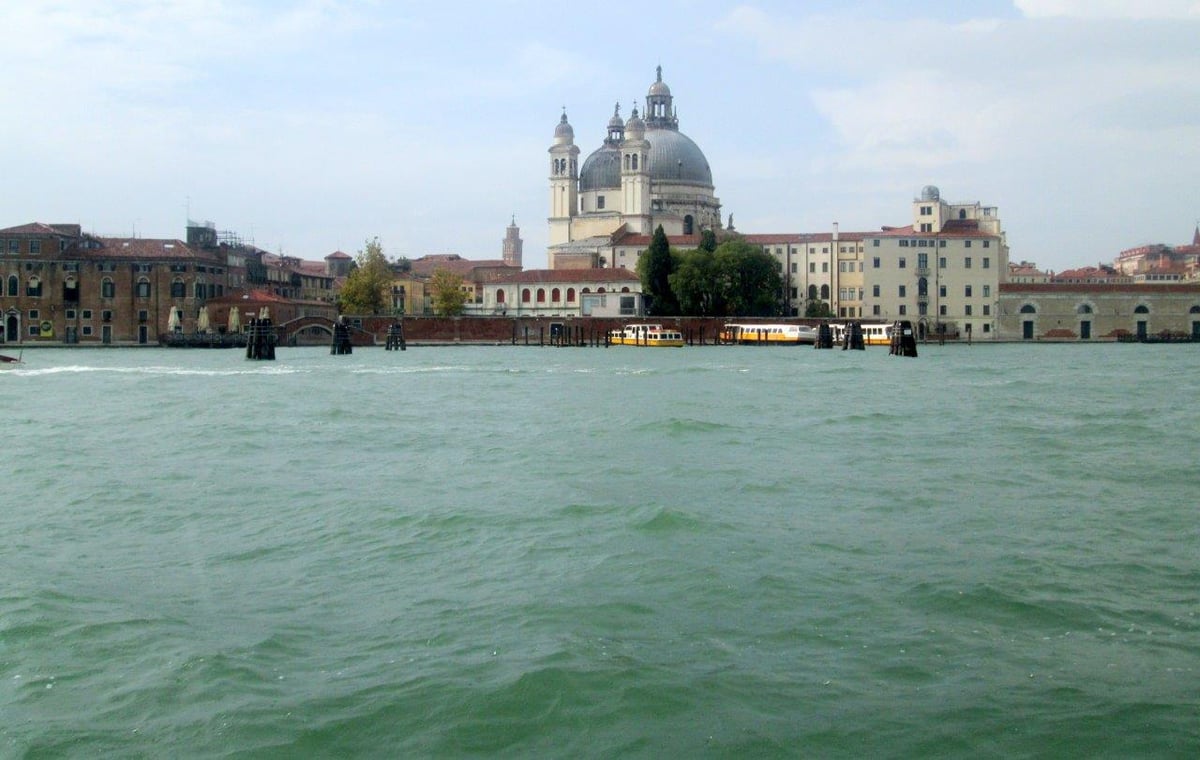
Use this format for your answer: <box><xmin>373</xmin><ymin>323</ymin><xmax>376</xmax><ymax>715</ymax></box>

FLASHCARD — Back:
<box><xmin>2</xmin><ymin>344</ymin><xmax>1197</xmax><ymax>758</ymax></box>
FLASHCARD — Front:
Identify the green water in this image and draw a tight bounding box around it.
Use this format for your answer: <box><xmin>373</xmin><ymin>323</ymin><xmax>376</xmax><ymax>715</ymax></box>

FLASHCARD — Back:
<box><xmin>2</xmin><ymin>345</ymin><xmax>1197</xmax><ymax>758</ymax></box>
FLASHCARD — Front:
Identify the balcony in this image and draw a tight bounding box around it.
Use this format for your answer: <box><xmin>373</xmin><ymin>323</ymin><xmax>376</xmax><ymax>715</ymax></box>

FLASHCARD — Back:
<box><xmin>915</xmin><ymin>266</ymin><xmax>930</xmax><ymax>276</ymax></box>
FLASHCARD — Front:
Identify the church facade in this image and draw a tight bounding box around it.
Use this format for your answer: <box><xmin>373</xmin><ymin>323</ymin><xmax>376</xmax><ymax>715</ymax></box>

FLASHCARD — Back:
<box><xmin>548</xmin><ymin>67</ymin><xmax>721</xmax><ymax>269</ymax></box>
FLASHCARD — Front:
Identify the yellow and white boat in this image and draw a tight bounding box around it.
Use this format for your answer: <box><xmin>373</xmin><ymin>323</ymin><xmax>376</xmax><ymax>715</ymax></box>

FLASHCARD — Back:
<box><xmin>720</xmin><ymin>323</ymin><xmax>818</xmax><ymax>345</ymax></box>
<box><xmin>830</xmin><ymin>321</ymin><xmax>894</xmax><ymax>346</ymax></box>
<box><xmin>609</xmin><ymin>323</ymin><xmax>685</xmax><ymax>347</ymax></box>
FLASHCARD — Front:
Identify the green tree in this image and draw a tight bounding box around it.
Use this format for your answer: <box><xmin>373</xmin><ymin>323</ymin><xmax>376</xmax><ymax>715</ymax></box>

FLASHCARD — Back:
<box><xmin>429</xmin><ymin>269</ymin><xmax>469</xmax><ymax>316</ymax></box>
<box><xmin>805</xmin><ymin>300</ymin><xmax>833</xmax><ymax>318</ymax></box>
<box><xmin>338</xmin><ymin>237</ymin><xmax>393</xmax><ymax>315</ymax></box>
<box><xmin>638</xmin><ymin>225</ymin><xmax>679</xmax><ymax>316</ymax></box>
<box><xmin>671</xmin><ymin>248</ymin><xmax>719</xmax><ymax>316</ymax></box>
<box><xmin>698</xmin><ymin>228</ymin><xmax>718</xmax><ymax>253</ymax></box>
<box><xmin>713</xmin><ymin>238</ymin><xmax>783</xmax><ymax>316</ymax></box>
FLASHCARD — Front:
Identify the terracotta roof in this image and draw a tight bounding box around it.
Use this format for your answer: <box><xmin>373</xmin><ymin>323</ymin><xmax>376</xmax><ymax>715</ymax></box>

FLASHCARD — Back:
<box><xmin>79</xmin><ymin>237</ymin><xmax>216</xmax><ymax>261</ymax></box>
<box><xmin>1001</xmin><ymin>283</ymin><xmax>1200</xmax><ymax>294</ymax></box>
<box><xmin>325</xmin><ymin>250</ymin><xmax>352</xmax><ymax>260</ymax></box>
<box><xmin>876</xmin><ymin>223</ymin><xmax>995</xmax><ymax>239</ymax></box>
<box><xmin>491</xmin><ymin>268</ymin><xmax>640</xmax><ymax>284</ymax></box>
<box><xmin>410</xmin><ymin>256</ymin><xmax>513</xmax><ymax>277</ymax></box>
<box><xmin>0</xmin><ymin>222</ymin><xmax>82</xmax><ymax>236</ymax></box>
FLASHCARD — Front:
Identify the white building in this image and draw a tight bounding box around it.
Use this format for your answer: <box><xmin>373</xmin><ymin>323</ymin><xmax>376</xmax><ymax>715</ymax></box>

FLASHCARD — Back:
<box><xmin>548</xmin><ymin>67</ymin><xmax>721</xmax><ymax>269</ymax></box>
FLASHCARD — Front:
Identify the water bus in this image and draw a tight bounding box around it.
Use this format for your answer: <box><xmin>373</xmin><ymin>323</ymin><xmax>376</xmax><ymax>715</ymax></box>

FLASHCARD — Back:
<box><xmin>609</xmin><ymin>324</ymin><xmax>685</xmax><ymax>347</ymax></box>
<box><xmin>830</xmin><ymin>321</ymin><xmax>894</xmax><ymax>346</ymax></box>
<box><xmin>720</xmin><ymin>323</ymin><xmax>818</xmax><ymax>345</ymax></box>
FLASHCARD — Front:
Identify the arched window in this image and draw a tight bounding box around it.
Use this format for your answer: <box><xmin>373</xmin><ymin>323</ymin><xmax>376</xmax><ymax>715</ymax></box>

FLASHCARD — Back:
<box><xmin>566</xmin><ymin>288</ymin><xmax>576</xmax><ymax>302</ymax></box>
<box><xmin>1020</xmin><ymin>304</ymin><xmax>1036</xmax><ymax>314</ymax></box>
<box><xmin>808</xmin><ymin>284</ymin><xmax>817</xmax><ymax>300</ymax></box>
<box><xmin>1134</xmin><ymin>304</ymin><xmax>1149</xmax><ymax>314</ymax></box>
<box><xmin>496</xmin><ymin>289</ymin><xmax>505</xmax><ymax>304</ymax></box>
<box><xmin>26</xmin><ymin>276</ymin><xmax>42</xmax><ymax>297</ymax></box>
<box><xmin>621</xmin><ymin>287</ymin><xmax>630</xmax><ymax>293</ymax></box>
<box><xmin>683</xmin><ymin>215</ymin><xmax>694</xmax><ymax>235</ymax></box>
<box><xmin>631</xmin><ymin>154</ymin><xmax>638</xmax><ymax>170</ymax></box>
<box><xmin>581</xmin><ymin>287</ymin><xmax>590</xmax><ymax>295</ymax></box>
<box><xmin>101</xmin><ymin>278</ymin><xmax>115</xmax><ymax>298</ymax></box>
<box><xmin>597</xmin><ymin>287</ymin><xmax>606</xmax><ymax>294</ymax></box>
<box><xmin>194</xmin><ymin>282</ymin><xmax>208</xmax><ymax>300</ymax></box>
<box><xmin>521</xmin><ymin>288</ymin><xmax>531</xmax><ymax>303</ymax></box>
<box><xmin>536</xmin><ymin>288</ymin><xmax>546</xmax><ymax>303</ymax></box>
<box><xmin>820</xmin><ymin>284</ymin><xmax>829</xmax><ymax>300</ymax></box>
<box><xmin>551</xmin><ymin>288</ymin><xmax>560</xmax><ymax>302</ymax></box>
<box><xmin>7</xmin><ymin>274</ymin><xmax>17</xmax><ymax>297</ymax></box>
<box><xmin>624</xmin><ymin>154</ymin><xmax>630</xmax><ymax>170</ymax></box>
<box><xmin>1077</xmin><ymin>304</ymin><xmax>1093</xmax><ymax>314</ymax></box>
<box><xmin>136</xmin><ymin>277</ymin><xmax>151</xmax><ymax>298</ymax></box>
<box><xmin>1190</xmin><ymin>305</ymin><xmax>1200</xmax><ymax>314</ymax></box>
<box><xmin>171</xmin><ymin>278</ymin><xmax>185</xmax><ymax>298</ymax></box>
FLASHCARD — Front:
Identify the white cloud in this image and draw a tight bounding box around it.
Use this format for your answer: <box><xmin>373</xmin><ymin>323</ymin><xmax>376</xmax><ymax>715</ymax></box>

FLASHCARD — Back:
<box><xmin>1014</xmin><ymin>0</ymin><xmax>1200</xmax><ymax>19</ymax></box>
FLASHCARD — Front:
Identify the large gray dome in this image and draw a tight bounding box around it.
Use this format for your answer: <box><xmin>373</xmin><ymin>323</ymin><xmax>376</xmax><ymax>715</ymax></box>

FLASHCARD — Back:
<box><xmin>580</xmin><ymin>145</ymin><xmax>620</xmax><ymax>191</ymax></box>
<box><xmin>645</xmin><ymin>129</ymin><xmax>712</xmax><ymax>186</ymax></box>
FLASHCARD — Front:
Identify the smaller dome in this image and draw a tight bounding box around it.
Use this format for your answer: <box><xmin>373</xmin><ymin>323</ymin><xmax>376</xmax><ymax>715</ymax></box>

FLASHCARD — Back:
<box><xmin>607</xmin><ymin>102</ymin><xmax>624</xmax><ymax>130</ymax></box>
<box><xmin>648</xmin><ymin>64</ymin><xmax>671</xmax><ymax>97</ymax></box>
<box><xmin>625</xmin><ymin>106</ymin><xmax>645</xmax><ymax>138</ymax></box>
<box><xmin>553</xmin><ymin>111</ymin><xmax>574</xmax><ymax>144</ymax></box>
<box><xmin>920</xmin><ymin>185</ymin><xmax>940</xmax><ymax>202</ymax></box>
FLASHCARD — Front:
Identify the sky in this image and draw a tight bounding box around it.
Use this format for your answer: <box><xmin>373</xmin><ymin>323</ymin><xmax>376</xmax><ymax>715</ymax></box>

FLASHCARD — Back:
<box><xmin>2</xmin><ymin>0</ymin><xmax>1198</xmax><ymax>272</ymax></box>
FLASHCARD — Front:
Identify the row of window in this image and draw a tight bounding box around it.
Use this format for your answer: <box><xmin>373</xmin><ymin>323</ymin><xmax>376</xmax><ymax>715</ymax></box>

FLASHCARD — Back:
<box><xmin>4</xmin><ymin>274</ymin><xmax>223</xmax><ymax>299</ymax></box>
<box><xmin>873</xmin><ymin>256</ymin><xmax>991</xmax><ymax>270</ymax></box>
<box><xmin>2</xmin><ymin>239</ymin><xmax>70</xmax><ymax>254</ymax></box>
<box><xmin>890</xmin><ymin>239</ymin><xmax>992</xmax><ymax>249</ymax></box>
<box><xmin>496</xmin><ymin>286</ymin><xmax>633</xmax><ymax>305</ymax></box>
<box><xmin>878</xmin><ymin>283</ymin><xmax>993</xmax><ymax>298</ymax></box>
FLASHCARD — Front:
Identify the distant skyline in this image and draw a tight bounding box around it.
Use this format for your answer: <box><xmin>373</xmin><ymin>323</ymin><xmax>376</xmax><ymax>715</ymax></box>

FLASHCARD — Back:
<box><xmin>3</xmin><ymin>0</ymin><xmax>1197</xmax><ymax>271</ymax></box>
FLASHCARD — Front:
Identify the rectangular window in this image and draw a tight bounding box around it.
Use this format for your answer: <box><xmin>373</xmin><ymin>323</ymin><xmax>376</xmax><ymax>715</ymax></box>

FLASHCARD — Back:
<box><xmin>898</xmin><ymin>257</ymin><xmax>906</xmax><ymax>269</ymax></box>
<box><xmin>872</xmin><ymin>284</ymin><xmax>880</xmax><ymax>297</ymax></box>
<box><xmin>983</xmin><ymin>285</ymin><xmax>991</xmax><ymax>297</ymax></box>
<box><xmin>6</xmin><ymin>240</ymin><xmax>16</xmax><ymax>253</ymax></box>
<box><xmin>791</xmin><ymin>263</ymin><xmax>797</xmax><ymax>273</ymax></box>
<box><xmin>964</xmin><ymin>240</ymin><xmax>972</xmax><ymax>248</ymax></box>
<box><xmin>964</xmin><ymin>257</ymin><xmax>972</xmax><ymax>269</ymax></box>
<box><xmin>965</xmin><ymin>305</ymin><xmax>973</xmax><ymax>316</ymax></box>
<box><xmin>873</xmin><ymin>257</ymin><xmax>880</xmax><ymax>268</ymax></box>
<box><xmin>940</xmin><ymin>305</ymin><xmax>947</xmax><ymax>316</ymax></box>
<box><xmin>872</xmin><ymin>304</ymin><xmax>880</xmax><ymax>316</ymax></box>
<box><xmin>939</xmin><ymin>285</ymin><xmax>946</xmax><ymax>298</ymax></box>
<box><xmin>898</xmin><ymin>305</ymin><xmax>907</xmax><ymax>315</ymax></box>
<box><xmin>82</xmin><ymin>325</ymin><xmax>93</xmax><ymax>336</ymax></box>
<box><xmin>939</xmin><ymin>257</ymin><xmax>947</xmax><ymax>269</ymax></box>
<box><xmin>920</xmin><ymin>205</ymin><xmax>932</xmax><ymax>215</ymax></box>
<box><xmin>917</xmin><ymin>253</ymin><xmax>928</xmax><ymax>269</ymax></box>
<box><xmin>809</xmin><ymin>262</ymin><xmax>815</xmax><ymax>273</ymax></box>
<box><xmin>821</xmin><ymin>262</ymin><xmax>828</xmax><ymax>273</ymax></box>
<box><xmin>983</xmin><ymin>240</ymin><xmax>990</xmax><ymax>248</ymax></box>
<box><xmin>30</xmin><ymin>240</ymin><xmax>42</xmax><ymax>254</ymax></box>
<box><xmin>900</xmin><ymin>240</ymin><xmax>909</xmax><ymax>247</ymax></box>
<box><xmin>102</xmin><ymin>310</ymin><xmax>112</xmax><ymax>322</ymax></box>
<box><xmin>65</xmin><ymin>309</ymin><xmax>76</xmax><ymax>319</ymax></box>
<box><xmin>29</xmin><ymin>309</ymin><xmax>39</xmax><ymax>320</ymax></box>
<box><xmin>965</xmin><ymin>285</ymin><xmax>973</xmax><ymax>297</ymax></box>
<box><xmin>82</xmin><ymin>310</ymin><xmax>92</xmax><ymax>319</ymax></box>
<box><xmin>597</xmin><ymin>196</ymin><xmax>606</xmax><ymax>210</ymax></box>
<box><xmin>983</xmin><ymin>257</ymin><xmax>990</xmax><ymax>269</ymax></box>
<box><xmin>873</xmin><ymin>239</ymin><xmax>880</xmax><ymax>247</ymax></box>
<box><xmin>28</xmin><ymin>326</ymin><xmax>39</xmax><ymax>336</ymax></box>
<box><xmin>898</xmin><ymin>285</ymin><xmax>906</xmax><ymax>297</ymax></box>
<box><xmin>939</xmin><ymin>240</ymin><xmax>946</xmax><ymax>248</ymax></box>
<box><xmin>983</xmin><ymin>323</ymin><xmax>991</xmax><ymax>333</ymax></box>
<box><xmin>983</xmin><ymin>304</ymin><xmax>991</xmax><ymax>316</ymax></box>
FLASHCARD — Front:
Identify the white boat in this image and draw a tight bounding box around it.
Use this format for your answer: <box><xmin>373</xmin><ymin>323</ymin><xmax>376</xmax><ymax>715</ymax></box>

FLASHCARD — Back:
<box><xmin>830</xmin><ymin>322</ymin><xmax>893</xmax><ymax>346</ymax></box>
<box><xmin>609</xmin><ymin>323</ymin><xmax>685</xmax><ymax>347</ymax></box>
<box><xmin>720</xmin><ymin>323</ymin><xmax>818</xmax><ymax>345</ymax></box>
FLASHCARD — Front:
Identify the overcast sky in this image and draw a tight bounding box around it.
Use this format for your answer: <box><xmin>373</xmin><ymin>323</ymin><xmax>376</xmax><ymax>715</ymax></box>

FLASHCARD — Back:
<box><xmin>3</xmin><ymin>0</ymin><xmax>1197</xmax><ymax>271</ymax></box>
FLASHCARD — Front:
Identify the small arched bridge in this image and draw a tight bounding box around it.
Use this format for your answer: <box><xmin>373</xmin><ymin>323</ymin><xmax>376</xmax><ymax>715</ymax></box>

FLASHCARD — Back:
<box><xmin>276</xmin><ymin>316</ymin><xmax>375</xmax><ymax>346</ymax></box>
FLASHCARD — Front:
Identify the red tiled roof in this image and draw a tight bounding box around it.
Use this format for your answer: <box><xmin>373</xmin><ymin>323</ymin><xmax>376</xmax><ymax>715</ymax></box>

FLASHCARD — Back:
<box><xmin>80</xmin><ymin>237</ymin><xmax>216</xmax><ymax>261</ymax></box>
<box><xmin>491</xmin><ymin>268</ymin><xmax>640</xmax><ymax>284</ymax></box>
<box><xmin>1001</xmin><ymin>283</ymin><xmax>1200</xmax><ymax>294</ymax></box>
<box><xmin>410</xmin><ymin>257</ymin><xmax>513</xmax><ymax>277</ymax></box>
<box><xmin>0</xmin><ymin>222</ymin><xmax>81</xmax><ymax>236</ymax></box>
<box><xmin>325</xmin><ymin>250</ymin><xmax>352</xmax><ymax>260</ymax></box>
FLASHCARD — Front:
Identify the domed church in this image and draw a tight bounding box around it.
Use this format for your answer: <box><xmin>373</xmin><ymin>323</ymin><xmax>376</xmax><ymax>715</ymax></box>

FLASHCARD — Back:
<box><xmin>548</xmin><ymin>67</ymin><xmax>722</xmax><ymax>269</ymax></box>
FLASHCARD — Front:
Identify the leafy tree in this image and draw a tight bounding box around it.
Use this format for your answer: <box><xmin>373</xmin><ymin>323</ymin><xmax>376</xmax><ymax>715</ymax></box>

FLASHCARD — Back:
<box><xmin>338</xmin><ymin>237</ymin><xmax>392</xmax><ymax>315</ymax></box>
<box><xmin>805</xmin><ymin>300</ymin><xmax>833</xmax><ymax>318</ymax></box>
<box><xmin>713</xmin><ymin>238</ymin><xmax>783</xmax><ymax>316</ymax></box>
<box><xmin>638</xmin><ymin>225</ymin><xmax>679</xmax><ymax>315</ymax></box>
<box><xmin>429</xmin><ymin>269</ymin><xmax>469</xmax><ymax>316</ymax></box>
<box><xmin>698</xmin><ymin>228</ymin><xmax>718</xmax><ymax>253</ymax></box>
<box><xmin>671</xmin><ymin>248</ymin><xmax>719</xmax><ymax>316</ymax></box>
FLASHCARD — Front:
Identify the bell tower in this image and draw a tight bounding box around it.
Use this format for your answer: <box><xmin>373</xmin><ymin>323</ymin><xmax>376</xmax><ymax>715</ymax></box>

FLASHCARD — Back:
<box><xmin>548</xmin><ymin>110</ymin><xmax>579</xmax><ymax>247</ymax></box>
<box><xmin>502</xmin><ymin>216</ymin><xmax>523</xmax><ymax>268</ymax></box>
<box><xmin>621</xmin><ymin>106</ymin><xmax>652</xmax><ymax>234</ymax></box>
